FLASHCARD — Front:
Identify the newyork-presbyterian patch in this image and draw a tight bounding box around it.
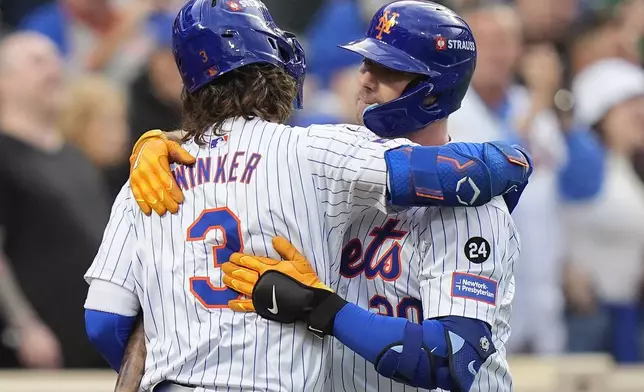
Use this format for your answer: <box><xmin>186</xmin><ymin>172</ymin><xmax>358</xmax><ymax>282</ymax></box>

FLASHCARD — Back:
<box><xmin>451</xmin><ymin>272</ymin><xmax>497</xmax><ymax>305</ymax></box>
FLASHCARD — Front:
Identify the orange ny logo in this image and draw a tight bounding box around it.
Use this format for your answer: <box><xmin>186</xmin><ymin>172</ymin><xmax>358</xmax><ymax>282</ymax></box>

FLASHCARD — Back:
<box><xmin>375</xmin><ymin>10</ymin><xmax>400</xmax><ymax>40</ymax></box>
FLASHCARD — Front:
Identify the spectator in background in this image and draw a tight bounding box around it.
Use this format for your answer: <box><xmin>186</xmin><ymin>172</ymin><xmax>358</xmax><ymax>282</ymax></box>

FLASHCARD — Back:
<box><xmin>289</xmin><ymin>0</ymin><xmax>364</xmax><ymax>126</ymax></box>
<box><xmin>18</xmin><ymin>0</ymin><xmax>158</xmax><ymax>85</ymax></box>
<box><xmin>0</xmin><ymin>32</ymin><xmax>110</xmax><ymax>368</ymax></box>
<box><xmin>449</xmin><ymin>3</ymin><xmax>604</xmax><ymax>356</ymax></box>
<box><xmin>568</xmin><ymin>9</ymin><xmax>634</xmax><ymax>76</ymax></box>
<box><xmin>592</xmin><ymin>0</ymin><xmax>644</xmax><ymax>64</ymax></box>
<box><xmin>565</xmin><ymin>59</ymin><xmax>644</xmax><ymax>363</ymax></box>
<box><xmin>0</xmin><ymin>0</ymin><xmax>50</xmax><ymax>29</ymax></box>
<box><xmin>604</xmin><ymin>0</ymin><xmax>644</xmax><ymax>184</ymax></box>
<box><xmin>515</xmin><ymin>0</ymin><xmax>581</xmax><ymax>85</ymax></box>
<box><xmin>449</xmin><ymin>4</ymin><xmax>566</xmax><ymax>356</ymax></box>
<box><xmin>618</xmin><ymin>0</ymin><xmax>644</xmax><ymax>64</ymax></box>
<box><xmin>59</xmin><ymin>75</ymin><xmax>129</xmax><ymax>199</ymax></box>
<box><xmin>516</xmin><ymin>0</ymin><xmax>580</xmax><ymax>45</ymax></box>
<box><xmin>127</xmin><ymin>12</ymin><xmax>182</xmax><ymax>145</ymax></box>
<box><xmin>262</xmin><ymin>0</ymin><xmax>326</xmax><ymax>34</ymax></box>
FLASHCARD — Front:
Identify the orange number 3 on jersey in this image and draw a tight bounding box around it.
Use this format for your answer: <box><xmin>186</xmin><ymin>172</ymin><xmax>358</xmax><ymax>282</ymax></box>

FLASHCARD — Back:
<box><xmin>187</xmin><ymin>207</ymin><xmax>243</xmax><ymax>308</ymax></box>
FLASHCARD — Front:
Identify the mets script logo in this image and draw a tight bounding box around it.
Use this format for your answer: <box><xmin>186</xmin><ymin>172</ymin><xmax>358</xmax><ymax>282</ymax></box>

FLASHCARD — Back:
<box><xmin>375</xmin><ymin>10</ymin><xmax>400</xmax><ymax>40</ymax></box>
<box><xmin>340</xmin><ymin>218</ymin><xmax>406</xmax><ymax>281</ymax></box>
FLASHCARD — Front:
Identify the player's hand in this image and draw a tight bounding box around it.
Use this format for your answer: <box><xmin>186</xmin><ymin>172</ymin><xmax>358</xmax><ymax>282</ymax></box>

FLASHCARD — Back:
<box><xmin>129</xmin><ymin>130</ymin><xmax>195</xmax><ymax>215</ymax></box>
<box><xmin>222</xmin><ymin>237</ymin><xmax>346</xmax><ymax>337</ymax></box>
<box><xmin>222</xmin><ymin>237</ymin><xmax>332</xmax><ymax>311</ymax></box>
<box><xmin>16</xmin><ymin>321</ymin><xmax>63</xmax><ymax>369</ymax></box>
<box><xmin>520</xmin><ymin>43</ymin><xmax>562</xmax><ymax>111</ymax></box>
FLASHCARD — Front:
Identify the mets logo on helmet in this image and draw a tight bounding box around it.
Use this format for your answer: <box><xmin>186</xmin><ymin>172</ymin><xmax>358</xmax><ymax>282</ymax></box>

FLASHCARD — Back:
<box><xmin>375</xmin><ymin>10</ymin><xmax>400</xmax><ymax>40</ymax></box>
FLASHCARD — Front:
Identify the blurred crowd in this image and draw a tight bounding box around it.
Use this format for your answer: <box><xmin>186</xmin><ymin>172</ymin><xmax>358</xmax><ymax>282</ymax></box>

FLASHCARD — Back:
<box><xmin>0</xmin><ymin>0</ymin><xmax>643</xmax><ymax>370</ymax></box>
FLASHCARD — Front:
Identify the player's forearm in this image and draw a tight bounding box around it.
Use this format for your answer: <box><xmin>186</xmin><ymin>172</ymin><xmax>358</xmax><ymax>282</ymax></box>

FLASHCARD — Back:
<box><xmin>115</xmin><ymin>317</ymin><xmax>146</xmax><ymax>390</ymax></box>
<box><xmin>332</xmin><ymin>302</ymin><xmax>417</xmax><ymax>361</ymax></box>
<box><xmin>85</xmin><ymin>309</ymin><xmax>137</xmax><ymax>372</ymax></box>
<box><xmin>385</xmin><ymin>141</ymin><xmax>532</xmax><ymax>211</ymax></box>
<box><xmin>330</xmin><ymin>302</ymin><xmax>496</xmax><ymax>391</ymax></box>
<box><xmin>0</xmin><ymin>252</ymin><xmax>39</xmax><ymax>328</ymax></box>
<box><xmin>331</xmin><ymin>302</ymin><xmax>443</xmax><ymax>389</ymax></box>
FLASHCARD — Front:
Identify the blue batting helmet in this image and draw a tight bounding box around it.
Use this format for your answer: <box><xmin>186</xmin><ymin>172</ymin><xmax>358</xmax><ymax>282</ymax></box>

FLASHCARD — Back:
<box><xmin>341</xmin><ymin>0</ymin><xmax>477</xmax><ymax>137</ymax></box>
<box><xmin>172</xmin><ymin>0</ymin><xmax>306</xmax><ymax>108</ymax></box>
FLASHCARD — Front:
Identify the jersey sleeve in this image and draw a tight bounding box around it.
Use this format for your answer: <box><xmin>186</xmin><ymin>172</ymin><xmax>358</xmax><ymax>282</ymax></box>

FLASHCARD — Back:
<box><xmin>302</xmin><ymin>124</ymin><xmax>412</xmax><ymax>230</ymax></box>
<box><xmin>418</xmin><ymin>198</ymin><xmax>519</xmax><ymax>327</ymax></box>
<box><xmin>84</xmin><ymin>184</ymin><xmax>138</xmax><ymax>294</ymax></box>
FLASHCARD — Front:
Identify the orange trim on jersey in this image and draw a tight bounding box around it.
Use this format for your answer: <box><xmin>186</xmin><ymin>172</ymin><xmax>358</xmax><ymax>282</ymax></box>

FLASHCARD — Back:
<box><xmin>437</xmin><ymin>155</ymin><xmax>475</xmax><ymax>170</ymax></box>
<box><xmin>186</xmin><ymin>207</ymin><xmax>245</xmax><ymax>267</ymax></box>
<box><xmin>187</xmin><ymin>207</ymin><xmax>244</xmax><ymax>308</ymax></box>
<box><xmin>415</xmin><ymin>192</ymin><xmax>445</xmax><ymax>200</ymax></box>
<box><xmin>369</xmin><ymin>242</ymin><xmax>403</xmax><ymax>282</ymax></box>
<box><xmin>189</xmin><ymin>277</ymin><xmax>241</xmax><ymax>309</ymax></box>
<box><xmin>507</xmin><ymin>155</ymin><xmax>530</xmax><ymax>168</ymax></box>
<box><xmin>396</xmin><ymin>297</ymin><xmax>423</xmax><ymax>323</ymax></box>
<box><xmin>368</xmin><ymin>294</ymin><xmax>393</xmax><ymax>317</ymax></box>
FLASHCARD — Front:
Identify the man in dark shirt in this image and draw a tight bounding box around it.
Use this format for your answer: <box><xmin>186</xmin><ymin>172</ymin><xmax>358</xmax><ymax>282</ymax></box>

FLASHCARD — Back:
<box><xmin>128</xmin><ymin>13</ymin><xmax>182</xmax><ymax>147</ymax></box>
<box><xmin>0</xmin><ymin>32</ymin><xmax>110</xmax><ymax>368</ymax></box>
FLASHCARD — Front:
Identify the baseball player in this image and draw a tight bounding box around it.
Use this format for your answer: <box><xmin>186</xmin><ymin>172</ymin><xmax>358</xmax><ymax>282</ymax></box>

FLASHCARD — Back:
<box><xmin>218</xmin><ymin>3</ymin><xmax>520</xmax><ymax>392</ymax></box>
<box><xmin>85</xmin><ymin>1</ymin><xmax>530</xmax><ymax>391</ymax></box>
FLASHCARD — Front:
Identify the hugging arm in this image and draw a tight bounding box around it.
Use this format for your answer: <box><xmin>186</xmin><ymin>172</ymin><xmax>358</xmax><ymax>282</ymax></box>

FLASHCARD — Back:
<box><xmin>128</xmin><ymin>128</ymin><xmax>532</xmax><ymax>216</ymax></box>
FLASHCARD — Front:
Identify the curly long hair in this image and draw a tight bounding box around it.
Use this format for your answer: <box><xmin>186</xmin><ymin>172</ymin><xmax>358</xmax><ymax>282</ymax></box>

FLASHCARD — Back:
<box><xmin>181</xmin><ymin>63</ymin><xmax>298</xmax><ymax>145</ymax></box>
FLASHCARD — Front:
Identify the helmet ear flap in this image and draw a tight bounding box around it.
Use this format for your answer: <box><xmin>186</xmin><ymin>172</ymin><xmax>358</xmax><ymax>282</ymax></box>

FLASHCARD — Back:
<box><xmin>274</xmin><ymin>31</ymin><xmax>302</xmax><ymax>64</ymax></box>
<box><xmin>267</xmin><ymin>37</ymin><xmax>278</xmax><ymax>51</ymax></box>
<box><xmin>363</xmin><ymin>80</ymin><xmax>439</xmax><ymax>137</ymax></box>
<box><xmin>423</xmin><ymin>95</ymin><xmax>438</xmax><ymax>107</ymax></box>
<box><xmin>403</xmin><ymin>75</ymin><xmax>428</xmax><ymax>95</ymax></box>
<box><xmin>267</xmin><ymin>36</ymin><xmax>296</xmax><ymax>64</ymax></box>
<box><xmin>278</xmin><ymin>44</ymin><xmax>292</xmax><ymax>63</ymax></box>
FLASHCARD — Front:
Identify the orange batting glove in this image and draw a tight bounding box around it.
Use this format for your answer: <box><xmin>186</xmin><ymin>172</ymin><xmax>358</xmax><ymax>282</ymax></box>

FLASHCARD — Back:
<box><xmin>129</xmin><ymin>130</ymin><xmax>195</xmax><ymax>215</ymax></box>
<box><xmin>222</xmin><ymin>237</ymin><xmax>332</xmax><ymax>312</ymax></box>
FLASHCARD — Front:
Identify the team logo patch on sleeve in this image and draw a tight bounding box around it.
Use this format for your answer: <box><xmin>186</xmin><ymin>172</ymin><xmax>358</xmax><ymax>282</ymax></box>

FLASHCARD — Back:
<box><xmin>451</xmin><ymin>273</ymin><xmax>497</xmax><ymax>305</ymax></box>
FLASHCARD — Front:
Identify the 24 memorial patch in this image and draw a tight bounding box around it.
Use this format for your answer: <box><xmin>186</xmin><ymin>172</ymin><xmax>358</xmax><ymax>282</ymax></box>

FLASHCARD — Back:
<box><xmin>464</xmin><ymin>236</ymin><xmax>490</xmax><ymax>263</ymax></box>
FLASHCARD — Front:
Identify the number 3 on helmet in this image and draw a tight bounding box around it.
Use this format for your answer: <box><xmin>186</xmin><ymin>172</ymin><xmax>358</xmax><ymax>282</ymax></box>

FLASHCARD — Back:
<box><xmin>172</xmin><ymin>0</ymin><xmax>307</xmax><ymax>109</ymax></box>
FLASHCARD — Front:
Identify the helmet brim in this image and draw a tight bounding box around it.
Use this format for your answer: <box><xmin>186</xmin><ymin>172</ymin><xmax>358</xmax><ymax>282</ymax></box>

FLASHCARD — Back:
<box><xmin>339</xmin><ymin>38</ymin><xmax>440</xmax><ymax>78</ymax></box>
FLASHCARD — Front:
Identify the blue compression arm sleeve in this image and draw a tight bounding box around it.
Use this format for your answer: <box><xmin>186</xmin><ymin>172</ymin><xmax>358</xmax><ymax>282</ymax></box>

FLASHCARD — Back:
<box><xmin>385</xmin><ymin>141</ymin><xmax>532</xmax><ymax>211</ymax></box>
<box><xmin>332</xmin><ymin>303</ymin><xmax>495</xmax><ymax>390</ymax></box>
<box><xmin>85</xmin><ymin>310</ymin><xmax>137</xmax><ymax>372</ymax></box>
<box><xmin>559</xmin><ymin>127</ymin><xmax>605</xmax><ymax>201</ymax></box>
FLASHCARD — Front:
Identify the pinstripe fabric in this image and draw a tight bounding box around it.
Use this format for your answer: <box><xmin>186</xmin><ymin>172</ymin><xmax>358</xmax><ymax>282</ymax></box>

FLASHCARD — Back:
<box><xmin>85</xmin><ymin>119</ymin><xmax>413</xmax><ymax>391</ymax></box>
<box><xmin>86</xmin><ymin>119</ymin><xmax>519</xmax><ymax>391</ymax></box>
<box><xmin>331</xmin><ymin>196</ymin><xmax>519</xmax><ymax>392</ymax></box>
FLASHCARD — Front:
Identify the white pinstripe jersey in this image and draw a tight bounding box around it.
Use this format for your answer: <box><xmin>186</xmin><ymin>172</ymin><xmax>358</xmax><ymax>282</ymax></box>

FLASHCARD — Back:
<box><xmin>330</xmin><ymin>196</ymin><xmax>520</xmax><ymax>392</ymax></box>
<box><xmin>84</xmin><ymin>117</ymin><xmax>410</xmax><ymax>391</ymax></box>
